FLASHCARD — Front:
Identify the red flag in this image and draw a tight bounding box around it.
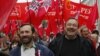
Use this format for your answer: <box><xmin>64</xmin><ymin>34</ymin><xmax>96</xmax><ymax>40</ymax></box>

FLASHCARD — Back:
<box><xmin>78</xmin><ymin>0</ymin><xmax>99</xmax><ymax>30</ymax></box>
<box><xmin>2</xmin><ymin>21</ymin><xmax>11</xmax><ymax>35</ymax></box>
<box><xmin>0</xmin><ymin>0</ymin><xmax>16</xmax><ymax>30</ymax></box>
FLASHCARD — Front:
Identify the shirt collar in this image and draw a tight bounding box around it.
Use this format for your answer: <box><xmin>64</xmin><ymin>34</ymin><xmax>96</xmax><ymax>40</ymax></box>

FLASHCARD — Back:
<box><xmin>22</xmin><ymin>42</ymin><xmax>36</xmax><ymax>51</ymax></box>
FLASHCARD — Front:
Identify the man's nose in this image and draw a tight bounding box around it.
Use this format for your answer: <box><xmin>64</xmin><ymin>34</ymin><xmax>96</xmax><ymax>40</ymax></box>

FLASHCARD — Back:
<box><xmin>22</xmin><ymin>32</ymin><xmax>27</xmax><ymax>36</ymax></box>
<box><xmin>70</xmin><ymin>25</ymin><xmax>74</xmax><ymax>28</ymax></box>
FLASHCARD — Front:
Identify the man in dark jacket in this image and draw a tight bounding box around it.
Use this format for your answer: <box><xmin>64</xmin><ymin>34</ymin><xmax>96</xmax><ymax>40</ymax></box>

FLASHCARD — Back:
<box><xmin>0</xmin><ymin>52</ymin><xmax>9</xmax><ymax>56</ymax></box>
<box><xmin>48</xmin><ymin>18</ymin><xmax>97</xmax><ymax>56</ymax></box>
<box><xmin>10</xmin><ymin>24</ymin><xmax>54</xmax><ymax>56</ymax></box>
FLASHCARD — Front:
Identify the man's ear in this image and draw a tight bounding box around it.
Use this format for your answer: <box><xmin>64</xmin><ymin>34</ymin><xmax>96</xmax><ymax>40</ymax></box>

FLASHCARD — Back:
<box><xmin>32</xmin><ymin>32</ymin><xmax>36</xmax><ymax>37</ymax></box>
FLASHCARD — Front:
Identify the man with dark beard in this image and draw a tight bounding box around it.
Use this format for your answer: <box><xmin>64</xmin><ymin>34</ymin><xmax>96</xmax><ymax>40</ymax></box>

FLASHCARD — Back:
<box><xmin>48</xmin><ymin>18</ymin><xmax>97</xmax><ymax>56</ymax></box>
<box><xmin>10</xmin><ymin>24</ymin><xmax>54</xmax><ymax>56</ymax></box>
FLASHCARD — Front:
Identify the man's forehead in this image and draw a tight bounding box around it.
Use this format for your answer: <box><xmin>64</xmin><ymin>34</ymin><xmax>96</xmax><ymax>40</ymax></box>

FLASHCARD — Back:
<box><xmin>20</xmin><ymin>25</ymin><xmax>31</xmax><ymax>30</ymax></box>
<box><xmin>66</xmin><ymin>19</ymin><xmax>78</xmax><ymax>24</ymax></box>
<box><xmin>68</xmin><ymin>19</ymin><xmax>77</xmax><ymax>22</ymax></box>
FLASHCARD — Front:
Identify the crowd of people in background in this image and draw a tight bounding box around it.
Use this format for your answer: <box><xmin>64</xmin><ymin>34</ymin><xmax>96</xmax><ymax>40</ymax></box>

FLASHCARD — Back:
<box><xmin>0</xmin><ymin>17</ymin><xmax>100</xmax><ymax>56</ymax></box>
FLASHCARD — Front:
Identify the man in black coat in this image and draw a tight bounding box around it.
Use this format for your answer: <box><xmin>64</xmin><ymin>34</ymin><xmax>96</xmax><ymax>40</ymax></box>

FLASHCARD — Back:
<box><xmin>48</xmin><ymin>18</ymin><xmax>97</xmax><ymax>56</ymax></box>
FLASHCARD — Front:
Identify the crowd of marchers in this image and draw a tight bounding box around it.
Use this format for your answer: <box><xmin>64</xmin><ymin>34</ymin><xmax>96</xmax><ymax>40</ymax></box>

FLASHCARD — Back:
<box><xmin>0</xmin><ymin>17</ymin><xmax>100</xmax><ymax>56</ymax></box>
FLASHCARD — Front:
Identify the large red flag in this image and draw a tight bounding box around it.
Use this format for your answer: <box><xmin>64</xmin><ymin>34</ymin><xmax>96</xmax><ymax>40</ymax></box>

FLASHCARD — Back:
<box><xmin>78</xmin><ymin>0</ymin><xmax>99</xmax><ymax>30</ymax></box>
<box><xmin>0</xmin><ymin>0</ymin><xmax>16</xmax><ymax>30</ymax></box>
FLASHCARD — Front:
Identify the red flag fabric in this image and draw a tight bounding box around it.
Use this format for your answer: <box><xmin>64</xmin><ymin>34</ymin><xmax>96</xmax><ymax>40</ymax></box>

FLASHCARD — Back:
<box><xmin>5</xmin><ymin>3</ymin><xmax>25</xmax><ymax>34</ymax></box>
<box><xmin>86</xmin><ymin>3</ymin><xmax>98</xmax><ymax>30</ymax></box>
<box><xmin>2</xmin><ymin>21</ymin><xmax>11</xmax><ymax>35</ymax></box>
<box><xmin>41</xmin><ymin>0</ymin><xmax>63</xmax><ymax>35</ymax></box>
<box><xmin>8</xmin><ymin>3</ymin><xmax>30</xmax><ymax>23</ymax></box>
<box><xmin>0</xmin><ymin>0</ymin><xmax>16</xmax><ymax>30</ymax></box>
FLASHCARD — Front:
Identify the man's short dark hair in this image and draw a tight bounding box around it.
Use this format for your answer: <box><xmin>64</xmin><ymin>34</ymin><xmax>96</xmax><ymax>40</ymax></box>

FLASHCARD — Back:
<box><xmin>19</xmin><ymin>23</ymin><xmax>35</xmax><ymax>33</ymax></box>
<box><xmin>92</xmin><ymin>30</ymin><xmax>99</xmax><ymax>35</ymax></box>
<box><xmin>80</xmin><ymin>26</ymin><xmax>88</xmax><ymax>32</ymax></box>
